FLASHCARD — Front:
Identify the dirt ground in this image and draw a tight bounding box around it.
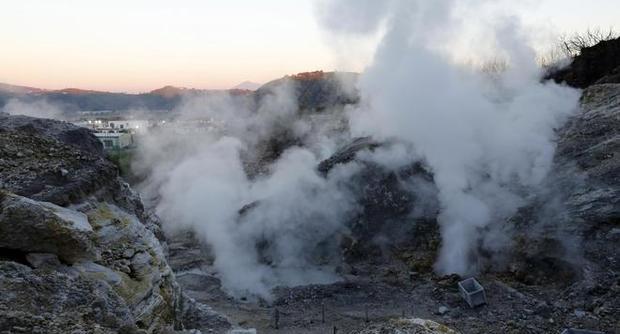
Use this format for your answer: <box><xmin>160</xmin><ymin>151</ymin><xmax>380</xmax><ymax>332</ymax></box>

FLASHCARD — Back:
<box><xmin>169</xmin><ymin>237</ymin><xmax>619</xmax><ymax>334</ymax></box>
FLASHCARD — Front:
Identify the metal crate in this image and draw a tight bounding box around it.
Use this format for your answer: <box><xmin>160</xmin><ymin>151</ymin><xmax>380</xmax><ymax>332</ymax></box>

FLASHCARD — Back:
<box><xmin>458</xmin><ymin>277</ymin><xmax>487</xmax><ymax>308</ymax></box>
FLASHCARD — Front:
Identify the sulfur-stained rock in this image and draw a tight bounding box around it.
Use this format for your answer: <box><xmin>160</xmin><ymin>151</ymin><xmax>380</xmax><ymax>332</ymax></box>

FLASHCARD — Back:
<box><xmin>356</xmin><ymin>318</ymin><xmax>460</xmax><ymax>334</ymax></box>
<box><xmin>0</xmin><ymin>114</ymin><xmax>230</xmax><ymax>333</ymax></box>
<box><xmin>83</xmin><ymin>202</ymin><xmax>180</xmax><ymax>331</ymax></box>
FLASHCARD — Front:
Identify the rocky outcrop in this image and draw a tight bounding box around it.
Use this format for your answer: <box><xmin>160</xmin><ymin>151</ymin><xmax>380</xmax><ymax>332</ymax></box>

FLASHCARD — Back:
<box><xmin>239</xmin><ymin>71</ymin><xmax>359</xmax><ymax>177</ymax></box>
<box><xmin>0</xmin><ymin>115</ymin><xmax>230</xmax><ymax>333</ymax></box>
<box><xmin>510</xmin><ymin>84</ymin><xmax>620</xmax><ymax>283</ymax></box>
<box><xmin>256</xmin><ymin>71</ymin><xmax>359</xmax><ymax>111</ymax></box>
<box><xmin>0</xmin><ymin>113</ymin><xmax>104</xmax><ymax>154</ymax></box>
<box><xmin>0</xmin><ymin>113</ymin><xmax>121</xmax><ymax>207</ymax></box>
<box><xmin>557</xmin><ymin>84</ymin><xmax>620</xmax><ymax>222</ymax></box>
<box><xmin>547</xmin><ymin>37</ymin><xmax>620</xmax><ymax>88</ymax></box>
<box><xmin>0</xmin><ymin>192</ymin><xmax>98</xmax><ymax>263</ymax></box>
<box><xmin>314</xmin><ymin>138</ymin><xmax>439</xmax><ymax>271</ymax></box>
<box><xmin>317</xmin><ymin>136</ymin><xmax>379</xmax><ymax>175</ymax></box>
<box><xmin>0</xmin><ymin>194</ymin><xmax>183</xmax><ymax>333</ymax></box>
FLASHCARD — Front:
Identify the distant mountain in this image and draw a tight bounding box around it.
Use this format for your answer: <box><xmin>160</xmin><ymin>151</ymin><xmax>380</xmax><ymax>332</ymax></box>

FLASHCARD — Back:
<box><xmin>0</xmin><ymin>83</ymin><xmax>250</xmax><ymax>117</ymax></box>
<box><xmin>0</xmin><ymin>83</ymin><xmax>46</xmax><ymax>94</ymax></box>
<box><xmin>232</xmin><ymin>81</ymin><xmax>262</xmax><ymax>91</ymax></box>
<box><xmin>149</xmin><ymin>85</ymin><xmax>208</xmax><ymax>98</ymax></box>
<box><xmin>0</xmin><ymin>71</ymin><xmax>360</xmax><ymax>118</ymax></box>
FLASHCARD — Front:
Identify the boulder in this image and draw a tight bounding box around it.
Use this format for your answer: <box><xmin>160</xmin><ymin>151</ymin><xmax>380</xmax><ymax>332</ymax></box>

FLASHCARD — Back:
<box><xmin>177</xmin><ymin>294</ymin><xmax>231</xmax><ymax>332</ymax></box>
<box><xmin>0</xmin><ymin>192</ymin><xmax>98</xmax><ymax>263</ymax></box>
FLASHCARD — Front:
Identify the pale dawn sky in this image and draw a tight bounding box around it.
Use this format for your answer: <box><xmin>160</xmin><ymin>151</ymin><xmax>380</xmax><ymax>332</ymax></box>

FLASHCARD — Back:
<box><xmin>0</xmin><ymin>0</ymin><xmax>618</xmax><ymax>92</ymax></box>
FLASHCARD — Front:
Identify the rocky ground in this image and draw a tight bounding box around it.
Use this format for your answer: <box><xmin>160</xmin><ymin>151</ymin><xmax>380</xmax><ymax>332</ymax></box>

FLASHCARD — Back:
<box><xmin>168</xmin><ymin>215</ymin><xmax>619</xmax><ymax>334</ymax></box>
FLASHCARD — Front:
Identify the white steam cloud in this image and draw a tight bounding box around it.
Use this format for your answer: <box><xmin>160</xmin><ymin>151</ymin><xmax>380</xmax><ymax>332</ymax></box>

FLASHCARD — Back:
<box><xmin>139</xmin><ymin>0</ymin><xmax>581</xmax><ymax>300</ymax></box>
<box><xmin>319</xmin><ymin>0</ymin><xmax>580</xmax><ymax>274</ymax></box>
<box><xmin>138</xmin><ymin>81</ymin><xmax>358</xmax><ymax>300</ymax></box>
<box><xmin>1</xmin><ymin>99</ymin><xmax>65</xmax><ymax>120</ymax></box>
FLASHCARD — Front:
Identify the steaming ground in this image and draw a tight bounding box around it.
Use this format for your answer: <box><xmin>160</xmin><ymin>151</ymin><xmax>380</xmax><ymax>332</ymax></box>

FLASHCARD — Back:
<box><xmin>136</xmin><ymin>0</ymin><xmax>581</xmax><ymax>301</ymax></box>
<box><xmin>137</xmin><ymin>80</ymin><xmax>361</xmax><ymax>300</ymax></box>
<box><xmin>320</xmin><ymin>0</ymin><xmax>581</xmax><ymax>275</ymax></box>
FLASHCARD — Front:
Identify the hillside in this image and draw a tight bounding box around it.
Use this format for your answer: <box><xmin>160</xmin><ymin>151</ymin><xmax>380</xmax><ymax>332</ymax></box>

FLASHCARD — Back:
<box><xmin>0</xmin><ymin>72</ymin><xmax>356</xmax><ymax>118</ymax></box>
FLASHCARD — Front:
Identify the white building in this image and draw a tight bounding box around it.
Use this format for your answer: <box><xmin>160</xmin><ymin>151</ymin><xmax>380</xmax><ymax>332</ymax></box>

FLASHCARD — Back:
<box><xmin>94</xmin><ymin>132</ymin><xmax>133</xmax><ymax>150</ymax></box>
<box><xmin>108</xmin><ymin>120</ymin><xmax>151</xmax><ymax>134</ymax></box>
<box><xmin>73</xmin><ymin>119</ymin><xmax>151</xmax><ymax>134</ymax></box>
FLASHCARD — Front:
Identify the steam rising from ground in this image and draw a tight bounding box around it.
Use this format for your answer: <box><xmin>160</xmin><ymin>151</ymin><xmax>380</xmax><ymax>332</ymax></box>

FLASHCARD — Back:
<box><xmin>138</xmin><ymin>83</ymin><xmax>358</xmax><ymax>299</ymax></box>
<box><xmin>319</xmin><ymin>0</ymin><xmax>580</xmax><ymax>274</ymax></box>
<box><xmin>138</xmin><ymin>0</ymin><xmax>580</xmax><ymax>299</ymax></box>
<box><xmin>2</xmin><ymin>99</ymin><xmax>65</xmax><ymax>119</ymax></box>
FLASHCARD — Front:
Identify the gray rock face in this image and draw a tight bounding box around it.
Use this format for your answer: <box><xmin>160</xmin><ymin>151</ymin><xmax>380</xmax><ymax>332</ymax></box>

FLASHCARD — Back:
<box><xmin>0</xmin><ymin>114</ymin><xmax>229</xmax><ymax>333</ymax></box>
<box><xmin>178</xmin><ymin>294</ymin><xmax>232</xmax><ymax>332</ymax></box>
<box><xmin>0</xmin><ymin>261</ymin><xmax>136</xmax><ymax>334</ymax></box>
<box><xmin>83</xmin><ymin>202</ymin><xmax>181</xmax><ymax>330</ymax></box>
<box><xmin>547</xmin><ymin>37</ymin><xmax>620</xmax><ymax>88</ymax></box>
<box><xmin>0</xmin><ymin>192</ymin><xmax>98</xmax><ymax>263</ymax></box>
<box><xmin>511</xmin><ymin>85</ymin><xmax>620</xmax><ymax>275</ymax></box>
<box><xmin>0</xmin><ymin>114</ymin><xmax>117</xmax><ymax>206</ymax></box>
<box><xmin>556</xmin><ymin>84</ymin><xmax>620</xmax><ymax>222</ymax></box>
<box><xmin>0</xmin><ymin>196</ymin><xmax>186</xmax><ymax>333</ymax></box>
<box><xmin>317</xmin><ymin>136</ymin><xmax>379</xmax><ymax>175</ymax></box>
<box><xmin>0</xmin><ymin>114</ymin><xmax>146</xmax><ymax>220</ymax></box>
<box><xmin>315</xmin><ymin>139</ymin><xmax>439</xmax><ymax>269</ymax></box>
<box><xmin>0</xmin><ymin>114</ymin><xmax>104</xmax><ymax>155</ymax></box>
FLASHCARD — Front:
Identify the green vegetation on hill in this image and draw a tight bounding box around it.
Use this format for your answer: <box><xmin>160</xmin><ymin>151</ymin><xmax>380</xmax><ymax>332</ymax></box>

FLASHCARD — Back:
<box><xmin>106</xmin><ymin>148</ymin><xmax>142</xmax><ymax>185</ymax></box>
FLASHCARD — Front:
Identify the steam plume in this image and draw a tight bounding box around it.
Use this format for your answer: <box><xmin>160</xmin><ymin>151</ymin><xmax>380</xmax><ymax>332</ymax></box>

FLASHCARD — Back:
<box><xmin>139</xmin><ymin>81</ymin><xmax>358</xmax><ymax>299</ymax></box>
<box><xmin>319</xmin><ymin>0</ymin><xmax>580</xmax><ymax>274</ymax></box>
<box><xmin>140</xmin><ymin>0</ymin><xmax>582</xmax><ymax>299</ymax></box>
